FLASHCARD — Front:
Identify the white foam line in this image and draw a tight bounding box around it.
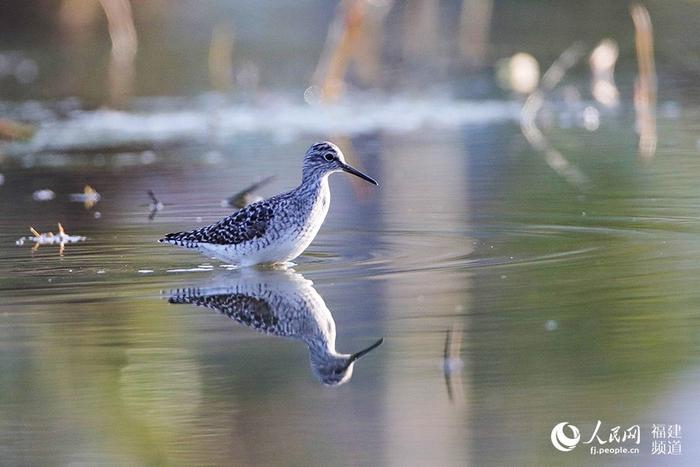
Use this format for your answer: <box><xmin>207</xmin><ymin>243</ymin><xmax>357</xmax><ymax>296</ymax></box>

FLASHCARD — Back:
<box><xmin>4</xmin><ymin>97</ymin><xmax>519</xmax><ymax>154</ymax></box>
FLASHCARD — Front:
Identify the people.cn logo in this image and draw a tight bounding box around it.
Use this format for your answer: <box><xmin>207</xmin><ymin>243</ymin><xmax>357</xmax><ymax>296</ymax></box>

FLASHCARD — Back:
<box><xmin>551</xmin><ymin>422</ymin><xmax>581</xmax><ymax>452</ymax></box>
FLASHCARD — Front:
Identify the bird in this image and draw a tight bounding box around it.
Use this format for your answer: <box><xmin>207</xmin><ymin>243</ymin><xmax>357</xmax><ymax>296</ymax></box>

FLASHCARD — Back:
<box><xmin>159</xmin><ymin>141</ymin><xmax>378</xmax><ymax>266</ymax></box>
<box><xmin>168</xmin><ymin>269</ymin><xmax>384</xmax><ymax>386</ymax></box>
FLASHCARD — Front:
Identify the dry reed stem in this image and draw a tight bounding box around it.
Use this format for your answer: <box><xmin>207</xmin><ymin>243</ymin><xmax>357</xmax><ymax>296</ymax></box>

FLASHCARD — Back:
<box><xmin>99</xmin><ymin>0</ymin><xmax>138</xmax><ymax>107</ymax></box>
<box><xmin>631</xmin><ymin>3</ymin><xmax>657</xmax><ymax>159</ymax></box>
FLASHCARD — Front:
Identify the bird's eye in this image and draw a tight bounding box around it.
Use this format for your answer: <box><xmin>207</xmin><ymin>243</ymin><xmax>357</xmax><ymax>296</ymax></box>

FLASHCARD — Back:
<box><xmin>324</xmin><ymin>153</ymin><xmax>334</xmax><ymax>161</ymax></box>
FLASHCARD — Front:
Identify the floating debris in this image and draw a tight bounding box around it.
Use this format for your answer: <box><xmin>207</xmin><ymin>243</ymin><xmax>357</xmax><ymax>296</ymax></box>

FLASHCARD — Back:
<box><xmin>221</xmin><ymin>176</ymin><xmax>275</xmax><ymax>209</ymax></box>
<box><xmin>145</xmin><ymin>190</ymin><xmax>164</xmax><ymax>220</ymax></box>
<box><xmin>15</xmin><ymin>223</ymin><xmax>87</xmax><ymax>255</ymax></box>
<box><xmin>443</xmin><ymin>326</ymin><xmax>465</xmax><ymax>405</ymax></box>
<box><xmin>69</xmin><ymin>185</ymin><xmax>101</xmax><ymax>209</ymax></box>
<box><xmin>32</xmin><ymin>189</ymin><xmax>55</xmax><ymax>201</ymax></box>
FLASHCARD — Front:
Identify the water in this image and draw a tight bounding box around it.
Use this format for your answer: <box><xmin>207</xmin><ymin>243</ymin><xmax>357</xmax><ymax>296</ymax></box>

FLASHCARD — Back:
<box><xmin>3</xmin><ymin>1</ymin><xmax>700</xmax><ymax>466</ymax></box>
<box><xmin>3</xmin><ymin>118</ymin><xmax>700</xmax><ymax>466</ymax></box>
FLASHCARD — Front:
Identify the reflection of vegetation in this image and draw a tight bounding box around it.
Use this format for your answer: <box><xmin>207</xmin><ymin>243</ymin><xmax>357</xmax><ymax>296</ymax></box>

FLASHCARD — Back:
<box><xmin>520</xmin><ymin>43</ymin><xmax>590</xmax><ymax>190</ymax></box>
<box><xmin>631</xmin><ymin>2</ymin><xmax>657</xmax><ymax>159</ymax></box>
<box><xmin>0</xmin><ymin>299</ymin><xmax>194</xmax><ymax>465</ymax></box>
<box><xmin>467</xmin><ymin>127</ymin><xmax>700</xmax><ymax>464</ymax></box>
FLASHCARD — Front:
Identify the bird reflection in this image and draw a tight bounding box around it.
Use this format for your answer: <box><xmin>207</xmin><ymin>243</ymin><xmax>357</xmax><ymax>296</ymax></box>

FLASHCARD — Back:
<box><xmin>168</xmin><ymin>269</ymin><xmax>383</xmax><ymax>386</ymax></box>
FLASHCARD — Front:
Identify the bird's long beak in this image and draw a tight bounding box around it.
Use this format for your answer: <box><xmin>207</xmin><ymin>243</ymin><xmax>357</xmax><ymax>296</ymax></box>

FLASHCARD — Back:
<box><xmin>348</xmin><ymin>337</ymin><xmax>384</xmax><ymax>364</ymax></box>
<box><xmin>340</xmin><ymin>163</ymin><xmax>379</xmax><ymax>186</ymax></box>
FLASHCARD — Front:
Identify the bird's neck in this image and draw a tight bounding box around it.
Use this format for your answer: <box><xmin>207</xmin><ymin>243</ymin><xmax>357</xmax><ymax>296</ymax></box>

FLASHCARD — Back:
<box><xmin>307</xmin><ymin>338</ymin><xmax>339</xmax><ymax>362</ymax></box>
<box><xmin>297</xmin><ymin>172</ymin><xmax>329</xmax><ymax>200</ymax></box>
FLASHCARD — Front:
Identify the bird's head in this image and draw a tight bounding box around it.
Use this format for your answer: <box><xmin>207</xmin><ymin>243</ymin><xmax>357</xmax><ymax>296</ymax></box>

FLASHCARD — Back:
<box><xmin>311</xmin><ymin>337</ymin><xmax>384</xmax><ymax>386</ymax></box>
<box><xmin>302</xmin><ymin>141</ymin><xmax>379</xmax><ymax>186</ymax></box>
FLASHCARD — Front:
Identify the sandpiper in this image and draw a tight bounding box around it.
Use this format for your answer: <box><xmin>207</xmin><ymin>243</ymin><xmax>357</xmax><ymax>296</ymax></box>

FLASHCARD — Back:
<box><xmin>168</xmin><ymin>269</ymin><xmax>384</xmax><ymax>385</ymax></box>
<box><xmin>160</xmin><ymin>141</ymin><xmax>378</xmax><ymax>266</ymax></box>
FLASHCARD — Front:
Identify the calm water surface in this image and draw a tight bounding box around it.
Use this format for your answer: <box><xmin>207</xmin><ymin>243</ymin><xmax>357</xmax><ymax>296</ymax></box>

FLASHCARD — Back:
<box><xmin>2</xmin><ymin>119</ymin><xmax>700</xmax><ymax>466</ymax></box>
<box><xmin>2</xmin><ymin>2</ymin><xmax>700</xmax><ymax>466</ymax></box>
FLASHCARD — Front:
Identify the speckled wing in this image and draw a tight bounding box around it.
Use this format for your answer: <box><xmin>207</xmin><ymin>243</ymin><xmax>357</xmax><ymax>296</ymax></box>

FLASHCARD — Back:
<box><xmin>160</xmin><ymin>200</ymin><xmax>274</xmax><ymax>247</ymax></box>
<box><xmin>169</xmin><ymin>289</ymin><xmax>291</xmax><ymax>337</ymax></box>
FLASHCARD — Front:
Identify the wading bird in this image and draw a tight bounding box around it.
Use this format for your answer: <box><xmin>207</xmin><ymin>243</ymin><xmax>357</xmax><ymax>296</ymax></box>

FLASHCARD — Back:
<box><xmin>160</xmin><ymin>141</ymin><xmax>378</xmax><ymax>266</ymax></box>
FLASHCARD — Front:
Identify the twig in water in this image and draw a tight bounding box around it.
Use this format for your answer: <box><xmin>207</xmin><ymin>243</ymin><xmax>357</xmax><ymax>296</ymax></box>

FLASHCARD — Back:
<box><xmin>443</xmin><ymin>325</ymin><xmax>465</xmax><ymax>405</ymax></box>
<box><xmin>69</xmin><ymin>185</ymin><xmax>101</xmax><ymax>209</ymax></box>
<box><xmin>16</xmin><ymin>223</ymin><xmax>87</xmax><ymax>256</ymax></box>
<box><xmin>147</xmin><ymin>190</ymin><xmax>165</xmax><ymax>221</ymax></box>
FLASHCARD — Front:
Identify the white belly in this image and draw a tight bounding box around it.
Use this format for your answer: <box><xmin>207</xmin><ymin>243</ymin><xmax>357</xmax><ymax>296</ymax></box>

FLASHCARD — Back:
<box><xmin>199</xmin><ymin>229</ymin><xmax>319</xmax><ymax>266</ymax></box>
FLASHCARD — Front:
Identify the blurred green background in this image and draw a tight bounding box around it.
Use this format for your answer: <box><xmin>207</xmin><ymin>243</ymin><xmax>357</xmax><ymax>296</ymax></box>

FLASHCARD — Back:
<box><xmin>1</xmin><ymin>1</ymin><xmax>700</xmax><ymax>466</ymax></box>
